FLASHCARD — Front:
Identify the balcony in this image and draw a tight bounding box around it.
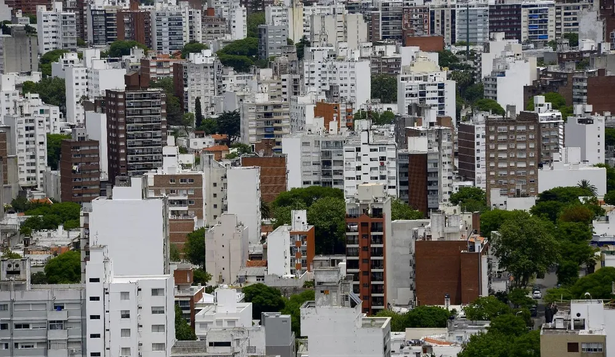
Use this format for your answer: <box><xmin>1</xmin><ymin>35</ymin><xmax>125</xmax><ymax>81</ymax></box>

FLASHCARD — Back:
<box><xmin>371</xmin><ymin>261</ymin><xmax>384</xmax><ymax>270</ymax></box>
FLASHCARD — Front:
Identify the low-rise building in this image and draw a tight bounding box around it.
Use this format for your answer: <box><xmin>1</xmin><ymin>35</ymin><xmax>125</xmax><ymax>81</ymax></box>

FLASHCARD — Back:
<box><xmin>194</xmin><ymin>286</ymin><xmax>252</xmax><ymax>338</ymax></box>
<box><xmin>538</xmin><ymin>147</ymin><xmax>607</xmax><ymax>196</ymax></box>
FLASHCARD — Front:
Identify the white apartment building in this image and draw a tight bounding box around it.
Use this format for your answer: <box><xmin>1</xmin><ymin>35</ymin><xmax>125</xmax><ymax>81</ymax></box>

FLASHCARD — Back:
<box><xmin>282</xmin><ymin>129</ymin><xmax>347</xmax><ymax>189</ymax></box>
<box><xmin>455</xmin><ymin>3</ymin><xmax>490</xmax><ymax>45</ymax></box>
<box><xmin>86</xmin><ymin>246</ymin><xmax>175</xmax><ymax>357</ymax></box>
<box><xmin>539</xmin><ymin>147</ymin><xmax>607</xmax><ymax>196</ymax></box>
<box><xmin>89</xmin><ymin>176</ymin><xmax>170</xmax><ymax>276</ymax></box>
<box><xmin>343</xmin><ymin>121</ymin><xmax>397</xmax><ymax>198</ymax></box>
<box><xmin>205</xmin><ymin>214</ymin><xmax>249</xmax><ymax>285</ymax></box>
<box><xmin>213</xmin><ymin>0</ymin><xmax>247</xmax><ymax>40</ymax></box>
<box><xmin>308</xmin><ymin>12</ymin><xmax>368</xmax><ymax>50</ymax></box>
<box><xmin>240</xmin><ymin>83</ymin><xmax>291</xmax><ymax>150</ymax></box>
<box><xmin>288</xmin><ymin>92</ymin><xmax>327</xmax><ymax>133</ymax></box>
<box><xmin>555</xmin><ymin>1</ymin><xmax>594</xmax><ymax>39</ymax></box>
<box><xmin>0</xmin><ymin>258</ymin><xmax>85</xmax><ymax>356</ymax></box>
<box><xmin>200</xmin><ymin>153</ymin><xmax>227</xmax><ymax>225</ymax></box>
<box><xmin>300</xmin><ymin>263</ymin><xmax>392</xmax><ymax>357</ymax></box>
<box><xmin>0</xmin><ymin>74</ymin><xmax>22</xmax><ymax>122</ymax></box>
<box><xmin>85</xmin><ymin>110</ymin><xmax>109</xmax><ymax>181</ymax></box>
<box><xmin>194</xmin><ymin>287</ymin><xmax>252</xmax><ymax>338</ymax></box>
<box><xmin>183</xmin><ymin>5</ymin><xmax>202</xmax><ymax>44</ymax></box>
<box><xmin>458</xmin><ymin>113</ymin><xmax>487</xmax><ymax>190</ymax></box>
<box><xmin>397</xmin><ymin>55</ymin><xmax>456</xmax><ymax>122</ymax></box>
<box><xmin>176</xmin><ymin>50</ymin><xmax>221</xmax><ymax>117</ymax></box>
<box><xmin>265</xmin><ymin>5</ymin><xmax>295</xmax><ymax>39</ymax></box>
<box><xmin>303</xmin><ymin>48</ymin><xmax>371</xmax><ymax>106</ymax></box>
<box><xmin>152</xmin><ymin>6</ymin><xmax>186</xmax><ymax>54</ymax></box>
<box><xmin>36</xmin><ymin>2</ymin><xmax>77</xmax><ymax>55</ymax></box>
<box><xmin>302</xmin><ymin>3</ymin><xmax>346</xmax><ymax>39</ymax></box>
<box><xmin>480</xmin><ymin>34</ymin><xmax>522</xmax><ymax>79</ymax></box>
<box><xmin>484</xmin><ymin>53</ymin><xmax>535</xmax><ymax>115</ymax></box>
<box><xmin>267</xmin><ymin>210</ymin><xmax>314</xmax><ymax>277</ymax></box>
<box><xmin>227</xmin><ymin>166</ymin><xmax>261</xmax><ymax>249</ymax></box>
<box><xmin>565</xmin><ymin>104</ymin><xmax>606</xmax><ymax>165</ymax></box>
<box><xmin>521</xmin><ymin>1</ymin><xmax>556</xmax><ymax>43</ymax></box>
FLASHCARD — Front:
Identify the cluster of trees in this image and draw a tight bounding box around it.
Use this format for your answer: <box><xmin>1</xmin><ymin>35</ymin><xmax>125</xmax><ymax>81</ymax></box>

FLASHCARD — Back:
<box><xmin>243</xmin><ymin>283</ymin><xmax>315</xmax><ymax>336</ymax></box>
<box><xmin>526</xmin><ymin>92</ymin><xmax>572</xmax><ymax>120</ymax></box>
<box><xmin>458</xmin><ymin>296</ymin><xmax>539</xmax><ymax>357</ymax></box>
<box><xmin>354</xmin><ymin>109</ymin><xmax>396</xmax><ymax>125</ymax></box>
<box><xmin>39</xmin><ymin>50</ymin><xmax>68</xmax><ymax>77</ymax></box>
<box><xmin>149</xmin><ymin>78</ymin><xmax>182</xmax><ymax>126</ymax></box>
<box><xmin>23</xmin><ymin>78</ymin><xmax>66</xmax><ymax>114</ymax></box>
<box><xmin>182</xmin><ymin>227</ymin><xmax>212</xmax><ymax>285</ymax></box>
<box><xmin>449</xmin><ymin>186</ymin><xmax>489</xmax><ymax>213</ymax></box>
<box><xmin>106</xmin><ymin>40</ymin><xmax>148</xmax><ymax>58</ymax></box>
<box><xmin>28</xmin><ymin>250</ymin><xmax>81</xmax><ymax>284</ymax></box>
<box><xmin>195</xmin><ymin>110</ymin><xmax>240</xmax><ymax>146</ymax></box>
<box><xmin>47</xmin><ymin>133</ymin><xmax>71</xmax><ymax>170</ymax></box>
<box><xmin>18</xmin><ymin>201</ymin><xmax>81</xmax><ymax>235</ymax></box>
<box><xmin>474</xmin><ymin>98</ymin><xmax>505</xmax><ymax>116</ymax></box>
<box><xmin>481</xmin><ymin>184</ymin><xmax>603</xmax><ymax>287</ymax></box>
<box><xmin>371</xmin><ymin>75</ymin><xmax>397</xmax><ymax>104</ymax></box>
<box><xmin>375</xmin><ymin>306</ymin><xmax>453</xmax><ymax>332</ymax></box>
<box><xmin>439</xmin><ymin>50</ymin><xmax>485</xmax><ymax>120</ymax></box>
<box><xmin>216</xmin><ymin>37</ymin><xmax>262</xmax><ymax>72</ymax></box>
<box><xmin>545</xmin><ymin>267</ymin><xmax>615</xmax><ymax>303</ymax></box>
<box><xmin>225</xmin><ymin>143</ymin><xmax>252</xmax><ymax>160</ymax></box>
<box><xmin>181</xmin><ymin>41</ymin><xmax>208</xmax><ymax>59</ymax></box>
<box><xmin>175</xmin><ymin>304</ymin><xmax>197</xmax><ymax>340</ymax></box>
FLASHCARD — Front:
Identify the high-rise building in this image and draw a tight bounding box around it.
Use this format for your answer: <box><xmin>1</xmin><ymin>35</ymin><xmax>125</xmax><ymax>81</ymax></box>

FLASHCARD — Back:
<box><xmin>0</xmin><ymin>26</ymin><xmax>38</xmax><ymax>74</ymax></box>
<box><xmin>520</xmin><ymin>1</ymin><xmax>555</xmax><ymax>43</ymax></box>
<box><xmin>565</xmin><ymin>103</ymin><xmax>606</xmax><ymax>165</ymax></box>
<box><xmin>6</xmin><ymin>0</ymin><xmax>50</xmax><ymax>16</ymax></box>
<box><xmin>345</xmin><ymin>183</ymin><xmax>391</xmax><ymax>315</ymax></box>
<box><xmin>489</xmin><ymin>3</ymin><xmax>522</xmax><ymax>40</ymax></box>
<box><xmin>86</xmin><ymin>6</ymin><xmax>118</xmax><ymax>46</ymax></box>
<box><xmin>173</xmin><ymin>50</ymin><xmax>221</xmax><ymax>117</ymax></box>
<box><xmin>117</xmin><ymin>8</ymin><xmax>152</xmax><ymax>48</ymax></box>
<box><xmin>241</xmin><ymin>140</ymin><xmax>287</xmax><ymax>203</ymax></box>
<box><xmin>36</xmin><ymin>2</ymin><xmax>77</xmax><ymax>54</ymax></box>
<box><xmin>258</xmin><ymin>24</ymin><xmax>287</xmax><ymax>60</ymax></box>
<box><xmin>455</xmin><ymin>3</ymin><xmax>490</xmax><ymax>45</ymax></box>
<box><xmin>205</xmin><ymin>213</ymin><xmax>249</xmax><ymax>285</ymax></box>
<box><xmin>227</xmin><ymin>166</ymin><xmax>261</xmax><ymax>248</ymax></box>
<box><xmin>60</xmin><ymin>128</ymin><xmax>101</xmax><ymax>203</ymax></box>
<box><xmin>458</xmin><ymin>114</ymin><xmax>487</xmax><ymax>190</ymax></box>
<box><xmin>104</xmin><ymin>73</ymin><xmax>167</xmax><ymax>183</ymax></box>
<box><xmin>267</xmin><ymin>210</ymin><xmax>315</xmax><ymax>277</ymax></box>
<box><xmin>152</xmin><ymin>6</ymin><xmax>185</xmax><ymax>54</ymax></box>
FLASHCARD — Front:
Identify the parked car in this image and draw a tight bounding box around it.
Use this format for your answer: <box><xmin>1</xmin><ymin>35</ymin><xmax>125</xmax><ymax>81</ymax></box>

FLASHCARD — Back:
<box><xmin>530</xmin><ymin>305</ymin><xmax>538</xmax><ymax>317</ymax></box>
<box><xmin>532</xmin><ymin>290</ymin><xmax>542</xmax><ymax>299</ymax></box>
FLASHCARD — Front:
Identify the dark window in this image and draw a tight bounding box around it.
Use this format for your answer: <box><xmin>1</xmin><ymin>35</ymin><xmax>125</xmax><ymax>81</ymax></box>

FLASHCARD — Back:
<box><xmin>568</xmin><ymin>343</ymin><xmax>579</xmax><ymax>353</ymax></box>
<box><xmin>90</xmin><ymin>315</ymin><xmax>100</xmax><ymax>320</ymax></box>
<box><xmin>89</xmin><ymin>278</ymin><xmax>100</xmax><ymax>283</ymax></box>
<box><xmin>89</xmin><ymin>296</ymin><xmax>100</xmax><ymax>301</ymax></box>
<box><xmin>90</xmin><ymin>334</ymin><xmax>101</xmax><ymax>338</ymax></box>
<box><xmin>91</xmin><ymin>353</ymin><xmax>101</xmax><ymax>357</ymax></box>
<box><xmin>208</xmin><ymin>342</ymin><xmax>232</xmax><ymax>347</ymax></box>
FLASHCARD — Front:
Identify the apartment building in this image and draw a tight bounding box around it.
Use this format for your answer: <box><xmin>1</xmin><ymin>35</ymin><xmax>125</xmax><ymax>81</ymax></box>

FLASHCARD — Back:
<box><xmin>485</xmin><ymin>110</ymin><xmax>541</xmax><ymax>203</ymax></box>
<box><xmin>267</xmin><ymin>210</ymin><xmax>315</xmax><ymax>277</ymax></box>
<box><xmin>227</xmin><ymin>166</ymin><xmax>261</xmax><ymax>248</ymax></box>
<box><xmin>308</xmin><ymin>12</ymin><xmax>368</xmax><ymax>49</ymax></box>
<box><xmin>200</xmin><ymin>153</ymin><xmax>226</xmax><ymax>224</ymax></box>
<box><xmin>489</xmin><ymin>3</ymin><xmax>522</xmax><ymax>40</ymax></box>
<box><xmin>555</xmin><ymin>1</ymin><xmax>594</xmax><ymax>39</ymax></box>
<box><xmin>343</xmin><ymin>121</ymin><xmax>397</xmax><ymax>199</ymax></box>
<box><xmin>0</xmin><ymin>258</ymin><xmax>85</xmax><ymax>357</ymax></box>
<box><xmin>532</xmin><ymin>95</ymin><xmax>564</xmax><ymax>164</ymax></box>
<box><xmin>458</xmin><ymin>113</ymin><xmax>487</xmax><ymax>190</ymax></box>
<box><xmin>152</xmin><ymin>6</ymin><xmax>186</xmax><ymax>54</ymax></box>
<box><xmin>399</xmin><ymin>123</ymin><xmax>454</xmax><ymax>215</ymax></box>
<box><xmin>173</xmin><ymin>50</ymin><xmax>221</xmax><ymax>117</ymax></box>
<box><xmin>303</xmin><ymin>48</ymin><xmax>371</xmax><ymax>106</ymax></box>
<box><xmin>213</xmin><ymin>0</ymin><xmax>247</xmax><ymax>40</ymax></box>
<box><xmin>117</xmin><ymin>8</ymin><xmax>153</xmax><ymax>48</ymax></box>
<box><xmin>202</xmin><ymin>12</ymin><xmax>227</xmax><ymax>42</ymax></box>
<box><xmin>520</xmin><ymin>1</ymin><xmax>555</xmax><ymax>42</ymax></box>
<box><xmin>105</xmin><ymin>74</ymin><xmax>167</xmax><ymax>183</ymax></box>
<box><xmin>205</xmin><ymin>213</ymin><xmax>248</xmax><ymax>285</ymax></box>
<box><xmin>372</xmin><ymin>0</ymin><xmax>403</xmax><ymax>41</ymax></box>
<box><xmin>539</xmin><ymin>147</ymin><xmax>607</xmax><ymax>196</ymax></box>
<box><xmin>345</xmin><ymin>183</ymin><xmax>391</xmax><ymax>315</ymax></box>
<box><xmin>455</xmin><ymin>3</ymin><xmax>490</xmax><ymax>45</ymax></box>
<box><xmin>282</xmin><ymin>130</ymin><xmax>347</xmax><ymax>190</ymax></box>
<box><xmin>484</xmin><ymin>53</ymin><xmax>535</xmax><ymax>115</ymax></box>
<box><xmin>86</xmin><ymin>6</ymin><xmax>118</xmax><ymax>46</ymax></box>
<box><xmin>258</xmin><ymin>24</ymin><xmax>286</xmax><ymax>60</ymax></box>
<box><xmin>173</xmin><ymin>264</ymin><xmax>205</xmax><ymax>330</ymax></box>
<box><xmin>402</xmin><ymin>6</ymin><xmax>430</xmax><ymax>37</ymax></box>
<box><xmin>301</xmin><ymin>260</ymin><xmax>392</xmax><ymax>354</ymax></box>
<box><xmin>314</xmin><ymin>101</ymin><xmax>354</xmax><ymax>131</ymax></box>
<box><xmin>397</xmin><ymin>56</ymin><xmax>456</xmax><ymax>122</ymax></box>
<box><xmin>36</xmin><ymin>2</ymin><xmax>77</xmax><ymax>54</ymax></box>
<box><xmin>428</xmin><ymin>5</ymin><xmax>456</xmax><ymax>45</ymax></box>
<box><xmin>86</xmin><ymin>245</ymin><xmax>175</xmax><ymax>357</ymax></box>
<box><xmin>60</xmin><ymin>128</ymin><xmax>101</xmax><ymax>203</ymax></box>
<box><xmin>0</xmin><ymin>26</ymin><xmax>38</xmax><ymax>74</ymax></box>
<box><xmin>565</xmin><ymin>104</ymin><xmax>606</xmax><ymax>165</ymax></box>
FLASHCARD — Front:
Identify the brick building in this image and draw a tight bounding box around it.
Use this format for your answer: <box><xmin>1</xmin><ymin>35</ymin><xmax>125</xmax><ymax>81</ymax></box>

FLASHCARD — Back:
<box><xmin>241</xmin><ymin>139</ymin><xmax>286</xmax><ymax>203</ymax></box>
<box><xmin>314</xmin><ymin>101</ymin><xmax>354</xmax><ymax>131</ymax></box>
<box><xmin>402</xmin><ymin>35</ymin><xmax>445</xmax><ymax>52</ymax></box>
<box><xmin>414</xmin><ymin>236</ymin><xmax>488</xmax><ymax>306</ymax></box>
<box><xmin>60</xmin><ymin>128</ymin><xmax>101</xmax><ymax>203</ymax></box>
<box><xmin>6</xmin><ymin>0</ymin><xmax>49</xmax><ymax>15</ymax></box>
<box><xmin>174</xmin><ymin>264</ymin><xmax>205</xmax><ymax>330</ymax></box>
<box><xmin>117</xmin><ymin>6</ymin><xmax>153</xmax><ymax>48</ymax></box>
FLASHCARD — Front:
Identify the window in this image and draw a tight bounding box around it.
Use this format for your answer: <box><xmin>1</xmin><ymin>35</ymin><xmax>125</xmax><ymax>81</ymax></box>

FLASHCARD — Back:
<box><xmin>121</xmin><ymin>310</ymin><xmax>130</xmax><ymax>319</ymax></box>
<box><xmin>567</xmin><ymin>342</ymin><xmax>579</xmax><ymax>353</ymax></box>
<box><xmin>208</xmin><ymin>342</ymin><xmax>232</xmax><ymax>347</ymax></box>
<box><xmin>89</xmin><ymin>278</ymin><xmax>100</xmax><ymax>283</ymax></box>
<box><xmin>169</xmin><ymin>178</ymin><xmax>176</xmax><ymax>184</ymax></box>
<box><xmin>581</xmin><ymin>343</ymin><xmax>603</xmax><ymax>353</ymax></box>
<box><xmin>120</xmin><ymin>292</ymin><xmax>129</xmax><ymax>300</ymax></box>
<box><xmin>151</xmin><ymin>325</ymin><xmax>165</xmax><ymax>332</ymax></box>
<box><xmin>49</xmin><ymin>321</ymin><xmax>64</xmax><ymax>330</ymax></box>
<box><xmin>14</xmin><ymin>323</ymin><xmax>30</xmax><ymax>329</ymax></box>
<box><xmin>152</xmin><ymin>343</ymin><xmax>165</xmax><ymax>351</ymax></box>
<box><xmin>121</xmin><ymin>347</ymin><xmax>131</xmax><ymax>356</ymax></box>
<box><xmin>121</xmin><ymin>329</ymin><xmax>131</xmax><ymax>337</ymax></box>
<box><xmin>0</xmin><ymin>324</ymin><xmax>7</xmax><ymax>330</ymax></box>
<box><xmin>90</xmin><ymin>315</ymin><xmax>100</xmax><ymax>320</ymax></box>
<box><xmin>90</xmin><ymin>334</ymin><xmax>101</xmax><ymax>338</ymax></box>
<box><xmin>151</xmin><ymin>288</ymin><xmax>164</xmax><ymax>296</ymax></box>
<box><xmin>91</xmin><ymin>353</ymin><xmax>101</xmax><ymax>357</ymax></box>
<box><xmin>89</xmin><ymin>296</ymin><xmax>100</xmax><ymax>301</ymax></box>
<box><xmin>0</xmin><ymin>304</ymin><xmax>7</xmax><ymax>311</ymax></box>
<box><xmin>151</xmin><ymin>306</ymin><xmax>165</xmax><ymax>314</ymax></box>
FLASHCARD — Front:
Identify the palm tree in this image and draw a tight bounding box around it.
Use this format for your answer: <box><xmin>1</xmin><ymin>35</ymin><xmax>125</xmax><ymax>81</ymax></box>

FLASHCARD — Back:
<box><xmin>260</xmin><ymin>199</ymin><xmax>271</xmax><ymax>219</ymax></box>
<box><xmin>578</xmin><ymin>180</ymin><xmax>597</xmax><ymax>196</ymax></box>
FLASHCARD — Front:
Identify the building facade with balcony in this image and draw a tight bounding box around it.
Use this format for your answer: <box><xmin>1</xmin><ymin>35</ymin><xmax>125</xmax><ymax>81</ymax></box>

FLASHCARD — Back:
<box><xmin>267</xmin><ymin>210</ymin><xmax>315</xmax><ymax>278</ymax></box>
<box><xmin>173</xmin><ymin>50</ymin><xmax>221</xmax><ymax>117</ymax></box>
<box><xmin>0</xmin><ymin>258</ymin><xmax>85</xmax><ymax>357</ymax></box>
<box><xmin>240</xmin><ymin>89</ymin><xmax>290</xmax><ymax>152</ymax></box>
<box><xmin>60</xmin><ymin>128</ymin><xmax>101</xmax><ymax>203</ymax></box>
<box><xmin>36</xmin><ymin>2</ymin><xmax>77</xmax><ymax>55</ymax></box>
<box><xmin>345</xmin><ymin>183</ymin><xmax>392</xmax><ymax>315</ymax></box>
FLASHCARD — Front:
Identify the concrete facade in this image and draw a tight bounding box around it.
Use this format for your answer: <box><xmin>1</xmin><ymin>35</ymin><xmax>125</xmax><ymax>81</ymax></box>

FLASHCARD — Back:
<box><xmin>205</xmin><ymin>214</ymin><xmax>249</xmax><ymax>285</ymax></box>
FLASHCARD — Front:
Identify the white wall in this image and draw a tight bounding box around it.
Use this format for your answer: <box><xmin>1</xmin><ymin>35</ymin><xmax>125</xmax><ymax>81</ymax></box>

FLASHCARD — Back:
<box><xmin>538</xmin><ymin>166</ymin><xmax>607</xmax><ymax>196</ymax></box>
<box><xmin>267</xmin><ymin>226</ymin><xmax>291</xmax><ymax>277</ymax></box>
<box><xmin>227</xmin><ymin>167</ymin><xmax>261</xmax><ymax>248</ymax></box>
<box><xmin>281</xmin><ymin>136</ymin><xmax>302</xmax><ymax>189</ymax></box>
<box><xmin>85</xmin><ymin>111</ymin><xmax>109</xmax><ymax>181</ymax></box>
<box><xmin>205</xmin><ymin>214</ymin><xmax>249</xmax><ymax>285</ymax></box>
<box><xmin>565</xmin><ymin>115</ymin><xmax>605</xmax><ymax>165</ymax></box>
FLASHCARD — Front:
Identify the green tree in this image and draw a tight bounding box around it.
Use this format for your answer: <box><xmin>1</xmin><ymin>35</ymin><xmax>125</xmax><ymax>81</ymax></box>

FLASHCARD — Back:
<box><xmin>243</xmin><ymin>283</ymin><xmax>286</xmax><ymax>319</ymax></box>
<box><xmin>464</xmin><ymin>296</ymin><xmax>511</xmax><ymax>321</ymax></box>
<box><xmin>375</xmin><ymin>310</ymin><xmax>407</xmax><ymax>332</ymax></box>
<box><xmin>198</xmin><ymin>118</ymin><xmax>218</xmax><ymax>135</ymax></box>
<box><xmin>175</xmin><ymin>304</ymin><xmax>197</xmax><ymax>340</ymax></box>
<box><xmin>307</xmin><ymin>197</ymin><xmax>346</xmax><ymax>254</ymax></box>
<box><xmin>182</xmin><ymin>112</ymin><xmax>195</xmax><ymax>133</ymax></box>
<box><xmin>578</xmin><ymin>179</ymin><xmax>597</xmax><ymax>196</ymax></box>
<box><xmin>564</xmin><ymin>33</ymin><xmax>579</xmax><ymax>47</ymax></box>
<box><xmin>595</xmin><ymin>163</ymin><xmax>615</xmax><ymax>192</ymax></box>
<box><xmin>247</xmin><ymin>12</ymin><xmax>265</xmax><ymax>38</ymax></box>
<box><xmin>296</xmin><ymin>37</ymin><xmax>310</xmax><ymax>60</ymax></box>
<box><xmin>391</xmin><ymin>198</ymin><xmax>423</xmax><ymax>220</ymax></box>
<box><xmin>150</xmin><ymin>78</ymin><xmax>182</xmax><ymax>126</ymax></box>
<box><xmin>108</xmin><ymin>40</ymin><xmax>148</xmax><ymax>57</ymax></box>
<box><xmin>31</xmin><ymin>271</ymin><xmax>47</xmax><ymax>284</ymax></box>
<box><xmin>195</xmin><ymin>97</ymin><xmax>204</xmax><ymax>128</ymax></box>
<box><xmin>544</xmin><ymin>286</ymin><xmax>574</xmax><ymax>303</ymax></box>
<box><xmin>39</xmin><ymin>49</ymin><xmax>68</xmax><ymax>77</ymax></box>
<box><xmin>491</xmin><ymin>213</ymin><xmax>559</xmax><ymax>287</ymax></box>
<box><xmin>479</xmin><ymin>209</ymin><xmax>526</xmax><ymax>238</ymax></box>
<box><xmin>217</xmin><ymin>38</ymin><xmax>259</xmax><ymax>72</ymax></box>
<box><xmin>569</xmin><ymin>267</ymin><xmax>615</xmax><ymax>299</ymax></box>
<box><xmin>406</xmin><ymin>306</ymin><xmax>451</xmax><ymax>327</ymax></box>
<box><xmin>1</xmin><ymin>249</ymin><xmax>21</xmax><ymax>259</ymax></box>
<box><xmin>193</xmin><ymin>269</ymin><xmax>211</xmax><ymax>285</ymax></box>
<box><xmin>170</xmin><ymin>244</ymin><xmax>181</xmax><ymax>262</ymax></box>
<box><xmin>281</xmin><ymin>290</ymin><xmax>315</xmax><ymax>336</ymax></box>
<box><xmin>508</xmin><ymin>288</ymin><xmax>536</xmax><ymax>310</ymax></box>
<box><xmin>44</xmin><ymin>251</ymin><xmax>80</xmax><ymax>284</ymax></box>
<box><xmin>181</xmin><ymin>41</ymin><xmax>208</xmax><ymax>59</ymax></box>
<box><xmin>19</xmin><ymin>201</ymin><xmax>81</xmax><ymax>233</ymax></box>
<box><xmin>273</xmin><ymin>186</ymin><xmax>344</xmax><ymax>209</ymax></box>
<box><xmin>273</xmin><ymin>200</ymin><xmax>307</xmax><ymax>228</ymax></box>
<box><xmin>604</xmin><ymin>190</ymin><xmax>615</xmax><ymax>205</ymax></box>
<box><xmin>373</xmin><ymin>110</ymin><xmax>395</xmax><ymax>125</ymax></box>
<box><xmin>475</xmin><ymin>98</ymin><xmax>505</xmax><ymax>115</ymax></box>
<box><xmin>23</xmin><ymin>77</ymin><xmax>67</xmax><ymax>112</ymax></box>
<box><xmin>217</xmin><ymin>110</ymin><xmax>241</xmax><ymax>145</ymax></box>
<box><xmin>183</xmin><ymin>228</ymin><xmax>206</xmax><ymax>268</ymax></box>
<box><xmin>526</xmin><ymin>91</ymin><xmax>572</xmax><ymax>120</ymax></box>
<box><xmin>450</xmin><ymin>187</ymin><xmax>488</xmax><ymax>213</ymax></box>
<box><xmin>371</xmin><ymin>75</ymin><xmax>397</xmax><ymax>103</ymax></box>
<box><xmin>605</xmin><ymin>128</ymin><xmax>615</xmax><ymax>147</ymax></box>
<box><xmin>488</xmin><ymin>314</ymin><xmax>527</xmax><ymax>337</ymax></box>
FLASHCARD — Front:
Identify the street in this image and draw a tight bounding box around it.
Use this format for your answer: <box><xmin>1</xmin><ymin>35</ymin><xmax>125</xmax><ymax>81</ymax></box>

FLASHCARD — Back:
<box><xmin>532</xmin><ymin>270</ymin><xmax>558</xmax><ymax>330</ymax></box>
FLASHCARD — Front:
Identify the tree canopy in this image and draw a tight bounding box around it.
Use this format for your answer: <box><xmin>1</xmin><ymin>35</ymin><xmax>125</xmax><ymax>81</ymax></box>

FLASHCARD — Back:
<box><xmin>242</xmin><ymin>283</ymin><xmax>286</xmax><ymax>319</ymax></box>
<box><xmin>281</xmin><ymin>290</ymin><xmax>315</xmax><ymax>336</ymax></box>
<box><xmin>184</xmin><ymin>228</ymin><xmax>206</xmax><ymax>269</ymax></box>
<box><xmin>546</xmin><ymin>267</ymin><xmax>615</xmax><ymax>302</ymax></box>
<box><xmin>47</xmin><ymin>133</ymin><xmax>71</xmax><ymax>170</ymax></box>
<box><xmin>479</xmin><ymin>209</ymin><xmax>527</xmax><ymax>238</ymax></box>
<box><xmin>375</xmin><ymin>306</ymin><xmax>452</xmax><ymax>332</ymax></box>
<box><xmin>44</xmin><ymin>251</ymin><xmax>80</xmax><ymax>284</ymax></box>
<box><xmin>217</xmin><ymin>38</ymin><xmax>259</xmax><ymax>72</ymax></box>
<box><xmin>247</xmin><ymin>12</ymin><xmax>265</xmax><ymax>38</ymax></box>
<box><xmin>475</xmin><ymin>98</ymin><xmax>505</xmax><ymax>115</ymax></box>
<box><xmin>175</xmin><ymin>304</ymin><xmax>197</xmax><ymax>340</ymax></box>
<box><xmin>463</xmin><ymin>296</ymin><xmax>511</xmax><ymax>321</ymax></box>
<box><xmin>526</xmin><ymin>92</ymin><xmax>572</xmax><ymax>120</ymax></box>
<box><xmin>391</xmin><ymin>199</ymin><xmax>423</xmax><ymax>220</ymax></box>
<box><xmin>371</xmin><ymin>75</ymin><xmax>397</xmax><ymax>103</ymax></box>
<box><xmin>490</xmin><ymin>212</ymin><xmax>559</xmax><ymax>287</ymax></box>
<box><xmin>108</xmin><ymin>40</ymin><xmax>148</xmax><ymax>58</ymax></box>
<box><xmin>450</xmin><ymin>187</ymin><xmax>488</xmax><ymax>213</ymax></box>
<box><xmin>296</xmin><ymin>37</ymin><xmax>310</xmax><ymax>60</ymax></box>
<box><xmin>39</xmin><ymin>49</ymin><xmax>68</xmax><ymax>77</ymax></box>
<box><xmin>216</xmin><ymin>110</ymin><xmax>241</xmax><ymax>145</ymax></box>
<box><xmin>23</xmin><ymin>78</ymin><xmax>66</xmax><ymax>113</ymax></box>
<box><xmin>20</xmin><ymin>201</ymin><xmax>81</xmax><ymax>234</ymax></box>
<box><xmin>181</xmin><ymin>41</ymin><xmax>208</xmax><ymax>59</ymax></box>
